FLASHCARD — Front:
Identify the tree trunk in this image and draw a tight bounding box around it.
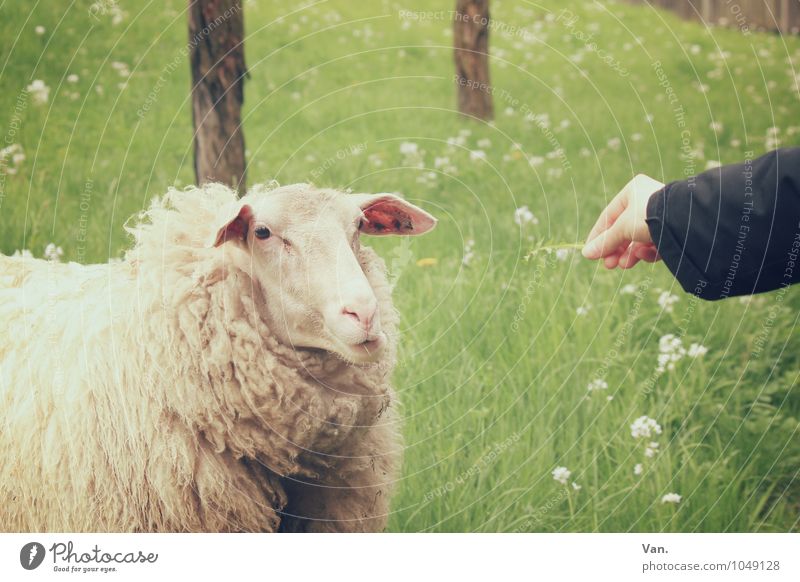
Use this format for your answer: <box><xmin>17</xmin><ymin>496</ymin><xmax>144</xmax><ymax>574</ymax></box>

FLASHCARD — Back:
<box><xmin>453</xmin><ymin>0</ymin><xmax>493</xmax><ymax>120</ymax></box>
<box><xmin>189</xmin><ymin>0</ymin><xmax>247</xmax><ymax>191</ymax></box>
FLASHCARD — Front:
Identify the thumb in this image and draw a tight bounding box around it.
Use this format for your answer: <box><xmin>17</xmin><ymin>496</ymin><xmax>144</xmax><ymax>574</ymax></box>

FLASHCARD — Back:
<box><xmin>582</xmin><ymin>219</ymin><xmax>628</xmax><ymax>259</ymax></box>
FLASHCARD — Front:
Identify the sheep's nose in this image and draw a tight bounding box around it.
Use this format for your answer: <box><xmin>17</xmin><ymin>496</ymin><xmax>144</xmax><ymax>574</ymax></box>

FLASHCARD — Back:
<box><xmin>342</xmin><ymin>299</ymin><xmax>377</xmax><ymax>331</ymax></box>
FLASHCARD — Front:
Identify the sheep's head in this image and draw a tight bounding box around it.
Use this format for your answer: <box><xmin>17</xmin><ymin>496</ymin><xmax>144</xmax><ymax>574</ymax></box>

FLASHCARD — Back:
<box><xmin>211</xmin><ymin>184</ymin><xmax>436</xmax><ymax>364</ymax></box>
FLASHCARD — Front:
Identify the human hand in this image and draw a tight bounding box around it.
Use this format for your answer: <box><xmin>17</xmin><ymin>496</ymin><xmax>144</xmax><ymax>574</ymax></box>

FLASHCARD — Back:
<box><xmin>581</xmin><ymin>174</ymin><xmax>665</xmax><ymax>269</ymax></box>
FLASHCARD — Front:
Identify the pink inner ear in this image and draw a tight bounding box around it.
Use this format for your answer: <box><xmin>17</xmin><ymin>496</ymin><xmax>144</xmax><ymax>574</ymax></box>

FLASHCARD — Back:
<box><xmin>213</xmin><ymin>205</ymin><xmax>253</xmax><ymax>247</ymax></box>
<box><xmin>360</xmin><ymin>199</ymin><xmax>417</xmax><ymax>235</ymax></box>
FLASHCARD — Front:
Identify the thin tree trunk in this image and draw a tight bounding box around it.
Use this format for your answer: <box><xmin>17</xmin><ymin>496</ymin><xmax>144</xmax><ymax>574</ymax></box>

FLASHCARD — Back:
<box><xmin>189</xmin><ymin>0</ymin><xmax>247</xmax><ymax>191</ymax></box>
<box><xmin>454</xmin><ymin>0</ymin><xmax>493</xmax><ymax>120</ymax></box>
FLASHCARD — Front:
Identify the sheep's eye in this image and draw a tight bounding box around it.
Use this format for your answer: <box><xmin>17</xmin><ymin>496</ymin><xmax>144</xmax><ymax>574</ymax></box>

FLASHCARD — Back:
<box><xmin>254</xmin><ymin>226</ymin><xmax>271</xmax><ymax>240</ymax></box>
<box><xmin>357</xmin><ymin>219</ymin><xmax>364</xmax><ymax>230</ymax></box>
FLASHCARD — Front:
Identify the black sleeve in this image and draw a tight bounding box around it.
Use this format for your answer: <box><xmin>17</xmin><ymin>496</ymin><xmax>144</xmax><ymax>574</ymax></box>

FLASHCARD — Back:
<box><xmin>646</xmin><ymin>148</ymin><xmax>800</xmax><ymax>301</ymax></box>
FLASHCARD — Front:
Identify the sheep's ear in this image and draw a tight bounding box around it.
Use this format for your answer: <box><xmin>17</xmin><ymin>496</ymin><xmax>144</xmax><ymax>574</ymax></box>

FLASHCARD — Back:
<box><xmin>211</xmin><ymin>203</ymin><xmax>253</xmax><ymax>247</ymax></box>
<box><xmin>353</xmin><ymin>193</ymin><xmax>437</xmax><ymax>236</ymax></box>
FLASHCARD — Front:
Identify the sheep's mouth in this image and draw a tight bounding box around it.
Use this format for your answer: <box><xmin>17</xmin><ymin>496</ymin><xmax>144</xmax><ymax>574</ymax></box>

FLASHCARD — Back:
<box><xmin>358</xmin><ymin>337</ymin><xmax>382</xmax><ymax>349</ymax></box>
<box><xmin>336</xmin><ymin>333</ymin><xmax>386</xmax><ymax>363</ymax></box>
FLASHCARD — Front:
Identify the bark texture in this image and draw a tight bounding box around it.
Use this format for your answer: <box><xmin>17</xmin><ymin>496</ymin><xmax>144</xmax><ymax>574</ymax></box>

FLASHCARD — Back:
<box><xmin>454</xmin><ymin>0</ymin><xmax>493</xmax><ymax>120</ymax></box>
<box><xmin>189</xmin><ymin>0</ymin><xmax>247</xmax><ymax>191</ymax></box>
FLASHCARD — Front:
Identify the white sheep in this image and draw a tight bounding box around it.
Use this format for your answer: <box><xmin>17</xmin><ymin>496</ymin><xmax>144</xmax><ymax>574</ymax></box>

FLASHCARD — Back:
<box><xmin>0</xmin><ymin>182</ymin><xmax>436</xmax><ymax>532</ymax></box>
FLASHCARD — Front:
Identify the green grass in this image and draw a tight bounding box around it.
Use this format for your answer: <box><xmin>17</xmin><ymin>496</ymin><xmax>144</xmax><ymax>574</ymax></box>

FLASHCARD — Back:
<box><xmin>1</xmin><ymin>0</ymin><xmax>799</xmax><ymax>531</ymax></box>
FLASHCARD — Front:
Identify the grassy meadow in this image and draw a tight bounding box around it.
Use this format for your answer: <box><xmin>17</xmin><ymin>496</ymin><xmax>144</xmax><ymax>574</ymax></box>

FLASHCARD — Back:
<box><xmin>1</xmin><ymin>0</ymin><xmax>798</xmax><ymax>531</ymax></box>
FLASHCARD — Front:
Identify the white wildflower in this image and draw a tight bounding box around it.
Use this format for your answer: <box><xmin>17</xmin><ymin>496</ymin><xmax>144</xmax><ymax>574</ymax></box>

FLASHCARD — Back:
<box><xmin>0</xmin><ymin>143</ymin><xmax>21</xmax><ymax>157</ymax></box>
<box><xmin>657</xmin><ymin>333</ymin><xmax>686</xmax><ymax>373</ymax></box>
<box><xmin>110</xmin><ymin>5</ymin><xmax>126</xmax><ymax>26</ymax></box>
<box><xmin>661</xmin><ymin>492</ymin><xmax>681</xmax><ymax>504</ymax></box>
<box><xmin>766</xmin><ymin>127</ymin><xmax>780</xmax><ymax>150</ymax></box>
<box><xmin>644</xmin><ymin>441</ymin><xmax>660</xmax><ymax>458</ymax></box>
<box><xmin>26</xmin><ymin>79</ymin><xmax>50</xmax><ymax>104</ymax></box>
<box><xmin>35</xmin><ymin>25</ymin><xmax>46</xmax><ymax>35</ymax></box>
<box><xmin>607</xmin><ymin>137</ymin><xmax>621</xmax><ymax>151</ymax></box>
<box><xmin>657</xmin><ymin>291</ymin><xmax>679</xmax><ymax>313</ymax></box>
<box><xmin>513</xmin><ymin>205</ymin><xmax>537</xmax><ymax>227</ymax></box>
<box><xmin>587</xmin><ymin>378</ymin><xmax>608</xmax><ymax>392</ymax></box>
<box><xmin>400</xmin><ymin>142</ymin><xmax>424</xmax><ymax>168</ymax></box>
<box><xmin>571</xmin><ymin>482</ymin><xmax>581</xmax><ymax>491</ymax></box>
<box><xmin>576</xmin><ymin>305</ymin><xmax>590</xmax><ymax>316</ymax></box>
<box><xmin>12</xmin><ymin>249</ymin><xmax>34</xmax><ymax>259</ymax></box>
<box><xmin>477</xmin><ymin>138</ymin><xmax>491</xmax><ymax>148</ymax></box>
<box><xmin>527</xmin><ymin>155</ymin><xmax>544</xmax><ymax>167</ymax></box>
<box><xmin>688</xmin><ymin>343</ymin><xmax>708</xmax><ymax>358</ymax></box>
<box><xmin>462</xmin><ymin>239</ymin><xmax>476</xmax><ymax>266</ymax></box>
<box><xmin>1</xmin><ymin>144</ymin><xmax>25</xmax><ymax>171</ymax></box>
<box><xmin>44</xmin><ymin>243</ymin><xmax>64</xmax><ymax>262</ymax></box>
<box><xmin>552</xmin><ymin>466</ymin><xmax>571</xmax><ymax>485</ymax></box>
<box><xmin>111</xmin><ymin>61</ymin><xmax>130</xmax><ymax>77</ymax></box>
<box><xmin>705</xmin><ymin>160</ymin><xmax>721</xmax><ymax>170</ymax></box>
<box><xmin>555</xmin><ymin>248</ymin><xmax>570</xmax><ymax>261</ymax></box>
<box><xmin>67</xmin><ymin>74</ymin><xmax>79</xmax><ymax>83</ymax></box>
<box><xmin>621</xmin><ymin>283</ymin><xmax>637</xmax><ymax>295</ymax></box>
<box><xmin>709</xmin><ymin>121</ymin><xmax>724</xmax><ymax>133</ymax></box>
<box><xmin>447</xmin><ymin>135</ymin><xmax>466</xmax><ymax>148</ymax></box>
<box><xmin>469</xmin><ymin>149</ymin><xmax>487</xmax><ymax>161</ymax></box>
<box><xmin>545</xmin><ymin>148</ymin><xmax>563</xmax><ymax>160</ymax></box>
<box><xmin>630</xmin><ymin>415</ymin><xmax>662</xmax><ymax>440</ymax></box>
<box><xmin>634</xmin><ymin>463</ymin><xmax>643</xmax><ymax>476</ymax></box>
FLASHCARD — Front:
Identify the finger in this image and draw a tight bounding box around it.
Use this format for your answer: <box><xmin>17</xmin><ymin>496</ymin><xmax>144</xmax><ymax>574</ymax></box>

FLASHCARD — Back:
<box><xmin>604</xmin><ymin>253</ymin><xmax>621</xmax><ymax>269</ymax></box>
<box><xmin>586</xmin><ymin>176</ymin><xmax>636</xmax><ymax>243</ymax></box>
<box><xmin>618</xmin><ymin>244</ymin><xmax>640</xmax><ymax>269</ymax></box>
<box><xmin>603</xmin><ymin>243</ymin><xmax>629</xmax><ymax>269</ymax></box>
<box><xmin>621</xmin><ymin>255</ymin><xmax>641</xmax><ymax>269</ymax></box>
<box><xmin>582</xmin><ymin>218</ymin><xmax>629</xmax><ymax>259</ymax></box>
<box><xmin>634</xmin><ymin>244</ymin><xmax>660</xmax><ymax>263</ymax></box>
<box><xmin>625</xmin><ymin>242</ymin><xmax>651</xmax><ymax>261</ymax></box>
<box><xmin>585</xmin><ymin>180</ymin><xmax>633</xmax><ymax>244</ymax></box>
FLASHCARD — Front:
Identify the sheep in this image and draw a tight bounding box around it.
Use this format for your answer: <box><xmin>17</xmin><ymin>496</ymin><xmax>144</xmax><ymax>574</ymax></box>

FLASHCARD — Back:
<box><xmin>0</xmin><ymin>182</ymin><xmax>436</xmax><ymax>532</ymax></box>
